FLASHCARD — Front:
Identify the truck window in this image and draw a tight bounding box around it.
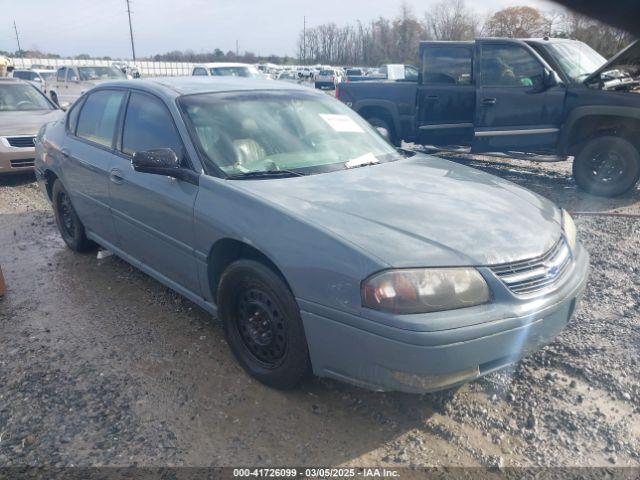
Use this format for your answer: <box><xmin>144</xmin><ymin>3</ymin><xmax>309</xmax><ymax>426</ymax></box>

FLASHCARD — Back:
<box><xmin>480</xmin><ymin>44</ymin><xmax>544</xmax><ymax>88</ymax></box>
<box><xmin>67</xmin><ymin>69</ymin><xmax>78</xmax><ymax>82</ymax></box>
<box><xmin>422</xmin><ymin>47</ymin><xmax>472</xmax><ymax>85</ymax></box>
<box><xmin>57</xmin><ymin>67</ymin><xmax>67</xmax><ymax>82</ymax></box>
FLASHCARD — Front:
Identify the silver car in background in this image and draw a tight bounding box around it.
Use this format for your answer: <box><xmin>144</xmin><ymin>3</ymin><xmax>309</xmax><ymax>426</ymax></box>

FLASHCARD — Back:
<box><xmin>0</xmin><ymin>78</ymin><xmax>62</xmax><ymax>173</ymax></box>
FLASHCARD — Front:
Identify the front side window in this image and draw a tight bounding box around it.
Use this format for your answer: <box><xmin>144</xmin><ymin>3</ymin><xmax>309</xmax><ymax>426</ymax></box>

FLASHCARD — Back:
<box><xmin>76</xmin><ymin>90</ymin><xmax>125</xmax><ymax>147</ymax></box>
<box><xmin>122</xmin><ymin>92</ymin><xmax>184</xmax><ymax>158</ymax></box>
<box><xmin>423</xmin><ymin>47</ymin><xmax>472</xmax><ymax>85</ymax></box>
<box><xmin>78</xmin><ymin>67</ymin><xmax>126</xmax><ymax>81</ymax></box>
<box><xmin>0</xmin><ymin>83</ymin><xmax>53</xmax><ymax>111</ymax></box>
<box><xmin>179</xmin><ymin>90</ymin><xmax>402</xmax><ymax>177</ymax></box>
<box><xmin>67</xmin><ymin>69</ymin><xmax>78</xmax><ymax>82</ymax></box>
<box><xmin>481</xmin><ymin>44</ymin><xmax>544</xmax><ymax>88</ymax></box>
<box><xmin>57</xmin><ymin>67</ymin><xmax>67</xmax><ymax>81</ymax></box>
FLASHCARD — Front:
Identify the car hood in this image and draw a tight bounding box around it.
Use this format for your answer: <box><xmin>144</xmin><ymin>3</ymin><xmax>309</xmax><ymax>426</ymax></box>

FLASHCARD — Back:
<box><xmin>0</xmin><ymin>109</ymin><xmax>63</xmax><ymax>136</ymax></box>
<box><xmin>235</xmin><ymin>154</ymin><xmax>562</xmax><ymax>267</ymax></box>
<box><xmin>584</xmin><ymin>39</ymin><xmax>640</xmax><ymax>85</ymax></box>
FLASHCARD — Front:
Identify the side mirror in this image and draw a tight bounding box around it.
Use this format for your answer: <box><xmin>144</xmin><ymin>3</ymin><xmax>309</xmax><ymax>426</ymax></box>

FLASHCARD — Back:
<box><xmin>376</xmin><ymin>126</ymin><xmax>391</xmax><ymax>141</ymax></box>
<box><xmin>543</xmin><ymin>68</ymin><xmax>561</xmax><ymax>88</ymax></box>
<box><xmin>132</xmin><ymin>148</ymin><xmax>199</xmax><ymax>185</ymax></box>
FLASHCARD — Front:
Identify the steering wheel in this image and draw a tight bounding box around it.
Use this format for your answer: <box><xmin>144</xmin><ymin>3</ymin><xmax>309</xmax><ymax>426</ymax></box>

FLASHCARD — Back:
<box><xmin>16</xmin><ymin>101</ymin><xmax>33</xmax><ymax>110</ymax></box>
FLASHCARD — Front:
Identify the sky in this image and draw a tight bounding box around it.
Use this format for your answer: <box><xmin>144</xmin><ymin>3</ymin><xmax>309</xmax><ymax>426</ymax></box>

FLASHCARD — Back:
<box><xmin>2</xmin><ymin>0</ymin><xmax>558</xmax><ymax>59</ymax></box>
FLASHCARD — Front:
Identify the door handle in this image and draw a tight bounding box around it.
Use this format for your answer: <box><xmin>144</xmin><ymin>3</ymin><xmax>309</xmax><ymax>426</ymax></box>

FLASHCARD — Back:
<box><xmin>109</xmin><ymin>168</ymin><xmax>125</xmax><ymax>185</ymax></box>
<box><xmin>482</xmin><ymin>97</ymin><xmax>497</xmax><ymax>106</ymax></box>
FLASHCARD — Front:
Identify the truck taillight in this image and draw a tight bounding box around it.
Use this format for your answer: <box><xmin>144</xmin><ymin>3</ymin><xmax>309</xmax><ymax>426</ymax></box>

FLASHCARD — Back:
<box><xmin>335</xmin><ymin>84</ymin><xmax>340</xmax><ymax>98</ymax></box>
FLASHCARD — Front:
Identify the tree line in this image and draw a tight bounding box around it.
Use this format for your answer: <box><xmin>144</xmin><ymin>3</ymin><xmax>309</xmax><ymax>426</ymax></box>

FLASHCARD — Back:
<box><xmin>297</xmin><ymin>1</ymin><xmax>634</xmax><ymax>66</ymax></box>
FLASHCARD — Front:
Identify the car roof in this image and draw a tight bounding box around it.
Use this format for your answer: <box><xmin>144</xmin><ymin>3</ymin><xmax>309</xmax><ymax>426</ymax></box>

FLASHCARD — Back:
<box><xmin>92</xmin><ymin>76</ymin><xmax>312</xmax><ymax>99</ymax></box>
<box><xmin>193</xmin><ymin>62</ymin><xmax>255</xmax><ymax>68</ymax></box>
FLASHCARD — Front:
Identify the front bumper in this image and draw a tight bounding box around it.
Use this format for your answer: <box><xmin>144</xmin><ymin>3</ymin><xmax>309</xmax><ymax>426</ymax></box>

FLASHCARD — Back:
<box><xmin>0</xmin><ymin>140</ymin><xmax>36</xmax><ymax>174</ymax></box>
<box><xmin>300</xmin><ymin>245</ymin><xmax>589</xmax><ymax>393</ymax></box>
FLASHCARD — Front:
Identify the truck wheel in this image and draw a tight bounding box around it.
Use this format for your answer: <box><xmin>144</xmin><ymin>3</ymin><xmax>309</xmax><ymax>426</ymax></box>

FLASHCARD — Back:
<box><xmin>51</xmin><ymin>180</ymin><xmax>95</xmax><ymax>252</ymax></box>
<box><xmin>217</xmin><ymin>259</ymin><xmax>311</xmax><ymax>390</ymax></box>
<box><xmin>573</xmin><ymin>136</ymin><xmax>640</xmax><ymax>197</ymax></box>
<box><xmin>50</xmin><ymin>91</ymin><xmax>59</xmax><ymax>106</ymax></box>
<box><xmin>367</xmin><ymin>117</ymin><xmax>399</xmax><ymax>146</ymax></box>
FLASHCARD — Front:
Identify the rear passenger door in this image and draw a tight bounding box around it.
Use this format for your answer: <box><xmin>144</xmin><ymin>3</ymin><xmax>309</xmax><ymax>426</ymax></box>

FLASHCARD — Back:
<box><xmin>109</xmin><ymin>90</ymin><xmax>201</xmax><ymax>294</ymax></box>
<box><xmin>416</xmin><ymin>44</ymin><xmax>475</xmax><ymax>146</ymax></box>
<box><xmin>62</xmin><ymin>89</ymin><xmax>125</xmax><ymax>243</ymax></box>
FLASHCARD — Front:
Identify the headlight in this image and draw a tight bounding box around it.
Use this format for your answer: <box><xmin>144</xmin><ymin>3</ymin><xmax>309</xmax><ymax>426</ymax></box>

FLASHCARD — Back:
<box><xmin>562</xmin><ymin>209</ymin><xmax>577</xmax><ymax>252</ymax></box>
<box><xmin>362</xmin><ymin>268</ymin><xmax>490</xmax><ymax>314</ymax></box>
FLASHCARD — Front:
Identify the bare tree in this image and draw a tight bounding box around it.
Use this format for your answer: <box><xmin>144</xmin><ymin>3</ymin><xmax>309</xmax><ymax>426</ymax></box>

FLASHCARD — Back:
<box><xmin>424</xmin><ymin>0</ymin><xmax>479</xmax><ymax>41</ymax></box>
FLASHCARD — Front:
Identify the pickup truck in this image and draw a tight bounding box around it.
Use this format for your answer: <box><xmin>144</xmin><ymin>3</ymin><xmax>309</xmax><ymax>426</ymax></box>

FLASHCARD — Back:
<box><xmin>337</xmin><ymin>38</ymin><xmax>640</xmax><ymax>197</ymax></box>
<box><xmin>47</xmin><ymin>65</ymin><xmax>126</xmax><ymax>108</ymax></box>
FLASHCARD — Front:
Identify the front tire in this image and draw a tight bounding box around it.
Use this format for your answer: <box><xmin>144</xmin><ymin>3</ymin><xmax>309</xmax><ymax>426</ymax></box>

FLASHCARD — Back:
<box><xmin>217</xmin><ymin>260</ymin><xmax>311</xmax><ymax>389</ymax></box>
<box><xmin>52</xmin><ymin>180</ymin><xmax>94</xmax><ymax>252</ymax></box>
<box><xmin>573</xmin><ymin>136</ymin><xmax>640</xmax><ymax>197</ymax></box>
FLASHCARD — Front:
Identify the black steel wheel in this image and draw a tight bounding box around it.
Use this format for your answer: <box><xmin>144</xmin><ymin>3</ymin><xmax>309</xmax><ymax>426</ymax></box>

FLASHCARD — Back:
<box><xmin>573</xmin><ymin>135</ymin><xmax>640</xmax><ymax>197</ymax></box>
<box><xmin>217</xmin><ymin>259</ymin><xmax>311</xmax><ymax>389</ymax></box>
<box><xmin>52</xmin><ymin>179</ymin><xmax>94</xmax><ymax>252</ymax></box>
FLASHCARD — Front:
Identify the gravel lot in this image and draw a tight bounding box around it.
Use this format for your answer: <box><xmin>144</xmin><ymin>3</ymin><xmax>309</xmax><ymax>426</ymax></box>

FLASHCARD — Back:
<box><xmin>0</xmin><ymin>153</ymin><xmax>638</xmax><ymax>468</ymax></box>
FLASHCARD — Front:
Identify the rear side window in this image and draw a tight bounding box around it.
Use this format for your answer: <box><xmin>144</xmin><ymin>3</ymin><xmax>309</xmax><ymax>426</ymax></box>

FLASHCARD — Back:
<box><xmin>121</xmin><ymin>92</ymin><xmax>184</xmax><ymax>159</ymax></box>
<box><xmin>422</xmin><ymin>46</ymin><xmax>472</xmax><ymax>85</ymax></box>
<box><xmin>193</xmin><ymin>67</ymin><xmax>208</xmax><ymax>76</ymax></box>
<box><xmin>76</xmin><ymin>90</ymin><xmax>125</xmax><ymax>147</ymax></box>
<box><xmin>15</xmin><ymin>71</ymin><xmax>36</xmax><ymax>80</ymax></box>
<box><xmin>480</xmin><ymin>44</ymin><xmax>544</xmax><ymax>88</ymax></box>
<box><xmin>66</xmin><ymin>97</ymin><xmax>85</xmax><ymax>134</ymax></box>
<box><xmin>57</xmin><ymin>68</ymin><xmax>67</xmax><ymax>81</ymax></box>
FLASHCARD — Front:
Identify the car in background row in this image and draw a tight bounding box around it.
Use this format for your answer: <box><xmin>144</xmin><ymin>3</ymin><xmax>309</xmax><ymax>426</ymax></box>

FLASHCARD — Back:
<box><xmin>12</xmin><ymin>69</ymin><xmax>56</xmax><ymax>93</ymax></box>
<box><xmin>0</xmin><ymin>78</ymin><xmax>62</xmax><ymax>174</ymax></box>
<box><xmin>192</xmin><ymin>63</ymin><xmax>264</xmax><ymax>79</ymax></box>
<box><xmin>35</xmin><ymin>77</ymin><xmax>587</xmax><ymax>394</ymax></box>
<box><xmin>315</xmin><ymin>68</ymin><xmax>344</xmax><ymax>89</ymax></box>
<box><xmin>47</xmin><ymin>65</ymin><xmax>126</xmax><ymax>108</ymax></box>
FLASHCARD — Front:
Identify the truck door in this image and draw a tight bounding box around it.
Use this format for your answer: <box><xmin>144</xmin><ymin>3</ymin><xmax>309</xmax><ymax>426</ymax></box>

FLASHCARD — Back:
<box><xmin>473</xmin><ymin>40</ymin><xmax>566</xmax><ymax>154</ymax></box>
<box><xmin>416</xmin><ymin>43</ymin><xmax>475</xmax><ymax>146</ymax></box>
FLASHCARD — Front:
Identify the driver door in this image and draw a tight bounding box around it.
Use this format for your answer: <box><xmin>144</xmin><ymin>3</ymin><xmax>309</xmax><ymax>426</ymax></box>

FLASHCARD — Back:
<box><xmin>473</xmin><ymin>40</ymin><xmax>566</xmax><ymax>154</ymax></box>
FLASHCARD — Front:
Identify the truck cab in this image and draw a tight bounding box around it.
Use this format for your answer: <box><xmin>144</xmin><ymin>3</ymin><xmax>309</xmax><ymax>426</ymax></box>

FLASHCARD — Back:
<box><xmin>337</xmin><ymin>38</ymin><xmax>640</xmax><ymax>197</ymax></box>
<box><xmin>48</xmin><ymin>66</ymin><xmax>126</xmax><ymax>108</ymax></box>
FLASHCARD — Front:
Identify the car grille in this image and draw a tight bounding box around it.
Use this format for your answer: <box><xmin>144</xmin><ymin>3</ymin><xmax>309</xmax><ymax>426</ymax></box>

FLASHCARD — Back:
<box><xmin>10</xmin><ymin>159</ymin><xmax>35</xmax><ymax>168</ymax></box>
<box><xmin>6</xmin><ymin>136</ymin><xmax>36</xmax><ymax>148</ymax></box>
<box><xmin>490</xmin><ymin>239</ymin><xmax>572</xmax><ymax>296</ymax></box>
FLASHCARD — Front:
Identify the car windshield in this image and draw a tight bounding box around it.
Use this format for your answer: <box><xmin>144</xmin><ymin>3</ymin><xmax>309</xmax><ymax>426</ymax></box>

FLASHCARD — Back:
<box><xmin>179</xmin><ymin>90</ymin><xmax>401</xmax><ymax>177</ymax></box>
<box><xmin>209</xmin><ymin>66</ymin><xmax>262</xmax><ymax>78</ymax></box>
<box><xmin>545</xmin><ymin>42</ymin><xmax>607</xmax><ymax>81</ymax></box>
<box><xmin>0</xmin><ymin>83</ymin><xmax>53</xmax><ymax>111</ymax></box>
<box><xmin>78</xmin><ymin>66</ymin><xmax>126</xmax><ymax>81</ymax></box>
<box><xmin>40</xmin><ymin>71</ymin><xmax>55</xmax><ymax>81</ymax></box>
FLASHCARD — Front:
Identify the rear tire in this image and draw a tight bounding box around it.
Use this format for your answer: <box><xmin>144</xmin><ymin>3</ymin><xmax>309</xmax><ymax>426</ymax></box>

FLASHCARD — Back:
<box><xmin>573</xmin><ymin>136</ymin><xmax>640</xmax><ymax>197</ymax></box>
<box><xmin>52</xmin><ymin>180</ymin><xmax>95</xmax><ymax>252</ymax></box>
<box><xmin>217</xmin><ymin>260</ymin><xmax>311</xmax><ymax>390</ymax></box>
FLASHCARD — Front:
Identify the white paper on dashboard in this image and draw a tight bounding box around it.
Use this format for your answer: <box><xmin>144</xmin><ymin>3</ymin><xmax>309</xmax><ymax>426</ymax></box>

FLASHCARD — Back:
<box><xmin>319</xmin><ymin>114</ymin><xmax>364</xmax><ymax>133</ymax></box>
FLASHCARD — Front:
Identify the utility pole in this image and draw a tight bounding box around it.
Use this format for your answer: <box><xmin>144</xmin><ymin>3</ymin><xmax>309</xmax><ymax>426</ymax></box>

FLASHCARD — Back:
<box><xmin>236</xmin><ymin>40</ymin><xmax>239</xmax><ymax>58</ymax></box>
<box><xmin>125</xmin><ymin>0</ymin><xmax>136</xmax><ymax>61</ymax></box>
<box><xmin>13</xmin><ymin>21</ymin><xmax>22</xmax><ymax>57</ymax></box>
<box><xmin>303</xmin><ymin>16</ymin><xmax>306</xmax><ymax>65</ymax></box>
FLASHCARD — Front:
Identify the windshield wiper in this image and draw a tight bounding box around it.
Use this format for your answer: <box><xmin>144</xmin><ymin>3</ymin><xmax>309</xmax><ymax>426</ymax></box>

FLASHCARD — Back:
<box><xmin>226</xmin><ymin>169</ymin><xmax>305</xmax><ymax>180</ymax></box>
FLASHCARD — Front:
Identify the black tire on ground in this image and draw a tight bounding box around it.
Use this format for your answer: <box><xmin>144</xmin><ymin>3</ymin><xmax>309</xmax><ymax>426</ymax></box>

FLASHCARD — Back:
<box><xmin>217</xmin><ymin>259</ymin><xmax>311</xmax><ymax>390</ymax></box>
<box><xmin>50</xmin><ymin>91</ymin><xmax>59</xmax><ymax>106</ymax></box>
<box><xmin>572</xmin><ymin>135</ymin><xmax>640</xmax><ymax>197</ymax></box>
<box><xmin>366</xmin><ymin>116</ymin><xmax>399</xmax><ymax>146</ymax></box>
<box><xmin>51</xmin><ymin>180</ymin><xmax>95</xmax><ymax>252</ymax></box>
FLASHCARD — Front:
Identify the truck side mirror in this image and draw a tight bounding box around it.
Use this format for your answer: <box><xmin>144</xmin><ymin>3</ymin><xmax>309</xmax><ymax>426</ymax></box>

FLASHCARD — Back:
<box><xmin>543</xmin><ymin>68</ymin><xmax>561</xmax><ymax>88</ymax></box>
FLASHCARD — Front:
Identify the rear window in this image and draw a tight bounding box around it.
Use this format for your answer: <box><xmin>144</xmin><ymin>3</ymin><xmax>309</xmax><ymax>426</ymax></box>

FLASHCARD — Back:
<box><xmin>319</xmin><ymin>70</ymin><xmax>334</xmax><ymax>76</ymax></box>
<box><xmin>422</xmin><ymin>46</ymin><xmax>473</xmax><ymax>85</ymax></box>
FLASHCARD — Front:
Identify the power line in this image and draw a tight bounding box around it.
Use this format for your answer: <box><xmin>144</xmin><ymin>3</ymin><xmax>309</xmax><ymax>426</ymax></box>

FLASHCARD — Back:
<box><xmin>125</xmin><ymin>0</ymin><xmax>136</xmax><ymax>61</ymax></box>
<box><xmin>13</xmin><ymin>20</ymin><xmax>22</xmax><ymax>56</ymax></box>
